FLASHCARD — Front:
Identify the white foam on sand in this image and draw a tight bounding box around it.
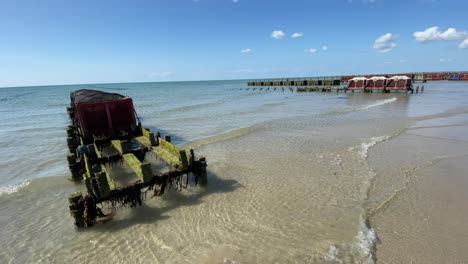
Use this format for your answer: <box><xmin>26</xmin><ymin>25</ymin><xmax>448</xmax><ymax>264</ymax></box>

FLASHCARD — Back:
<box><xmin>356</xmin><ymin>221</ymin><xmax>378</xmax><ymax>264</ymax></box>
<box><xmin>326</xmin><ymin>97</ymin><xmax>398</xmax><ymax>116</ymax></box>
<box><xmin>321</xmin><ymin>220</ymin><xmax>378</xmax><ymax>264</ymax></box>
<box><xmin>0</xmin><ymin>181</ymin><xmax>30</xmax><ymax>196</ymax></box>
<box><xmin>359</xmin><ymin>136</ymin><xmax>391</xmax><ymax>160</ymax></box>
<box><xmin>223</xmin><ymin>257</ymin><xmax>240</xmax><ymax>264</ymax></box>
<box><xmin>323</xmin><ymin>245</ymin><xmax>342</xmax><ymax>263</ymax></box>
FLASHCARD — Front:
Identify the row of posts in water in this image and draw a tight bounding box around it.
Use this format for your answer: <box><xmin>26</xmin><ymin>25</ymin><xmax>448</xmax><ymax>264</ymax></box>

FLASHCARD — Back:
<box><xmin>247</xmin><ymin>79</ymin><xmax>341</xmax><ymax>87</ymax></box>
<box><xmin>234</xmin><ymin>85</ymin><xmax>425</xmax><ymax>93</ymax></box>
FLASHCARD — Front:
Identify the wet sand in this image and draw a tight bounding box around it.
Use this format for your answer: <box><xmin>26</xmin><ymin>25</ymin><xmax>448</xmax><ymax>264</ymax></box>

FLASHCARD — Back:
<box><xmin>368</xmin><ymin>113</ymin><xmax>468</xmax><ymax>263</ymax></box>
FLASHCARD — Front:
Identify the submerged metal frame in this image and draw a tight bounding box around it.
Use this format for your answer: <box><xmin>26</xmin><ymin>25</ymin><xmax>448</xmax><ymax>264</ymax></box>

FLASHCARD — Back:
<box><xmin>65</xmin><ymin>91</ymin><xmax>207</xmax><ymax>228</ymax></box>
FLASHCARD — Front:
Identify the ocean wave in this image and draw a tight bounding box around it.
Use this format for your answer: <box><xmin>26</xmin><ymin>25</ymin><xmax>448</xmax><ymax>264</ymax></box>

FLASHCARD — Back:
<box><xmin>0</xmin><ymin>181</ymin><xmax>31</xmax><ymax>196</ymax></box>
<box><xmin>159</xmin><ymin>102</ymin><xmax>216</xmax><ymax>115</ymax></box>
<box><xmin>181</xmin><ymin>126</ymin><xmax>256</xmax><ymax>150</ymax></box>
<box><xmin>357</xmin><ymin>97</ymin><xmax>397</xmax><ymax>111</ymax></box>
<box><xmin>356</xmin><ymin>220</ymin><xmax>378</xmax><ymax>264</ymax></box>
<box><xmin>357</xmin><ymin>136</ymin><xmax>391</xmax><ymax>160</ymax></box>
<box><xmin>324</xmin><ymin>97</ymin><xmax>397</xmax><ymax>116</ymax></box>
<box><xmin>320</xmin><ymin>218</ymin><xmax>378</xmax><ymax>264</ymax></box>
<box><xmin>323</xmin><ymin>245</ymin><xmax>342</xmax><ymax>263</ymax></box>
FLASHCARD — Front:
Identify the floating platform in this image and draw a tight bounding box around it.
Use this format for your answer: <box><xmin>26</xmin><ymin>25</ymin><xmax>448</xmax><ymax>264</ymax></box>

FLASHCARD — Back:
<box><xmin>66</xmin><ymin>89</ymin><xmax>207</xmax><ymax>228</ymax></box>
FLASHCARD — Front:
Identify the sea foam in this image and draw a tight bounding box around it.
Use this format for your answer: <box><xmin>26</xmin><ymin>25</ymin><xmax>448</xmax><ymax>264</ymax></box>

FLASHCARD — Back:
<box><xmin>321</xmin><ymin>220</ymin><xmax>378</xmax><ymax>264</ymax></box>
<box><xmin>359</xmin><ymin>136</ymin><xmax>391</xmax><ymax>159</ymax></box>
<box><xmin>358</xmin><ymin>97</ymin><xmax>397</xmax><ymax>111</ymax></box>
<box><xmin>356</xmin><ymin>221</ymin><xmax>378</xmax><ymax>264</ymax></box>
<box><xmin>0</xmin><ymin>181</ymin><xmax>30</xmax><ymax>196</ymax></box>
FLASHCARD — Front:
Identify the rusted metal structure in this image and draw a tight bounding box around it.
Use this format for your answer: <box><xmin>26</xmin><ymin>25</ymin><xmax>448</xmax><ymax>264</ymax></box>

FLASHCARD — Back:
<box><xmin>66</xmin><ymin>89</ymin><xmax>206</xmax><ymax>228</ymax></box>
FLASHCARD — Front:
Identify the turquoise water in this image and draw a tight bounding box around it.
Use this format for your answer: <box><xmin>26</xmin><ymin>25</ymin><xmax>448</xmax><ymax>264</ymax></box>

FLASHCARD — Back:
<box><xmin>0</xmin><ymin>80</ymin><xmax>352</xmax><ymax>188</ymax></box>
<box><xmin>1</xmin><ymin>80</ymin><xmax>468</xmax><ymax>263</ymax></box>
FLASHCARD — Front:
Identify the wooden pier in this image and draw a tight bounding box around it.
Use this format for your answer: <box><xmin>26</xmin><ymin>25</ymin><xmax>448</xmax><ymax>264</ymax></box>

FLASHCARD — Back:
<box><xmin>247</xmin><ymin>71</ymin><xmax>467</xmax><ymax>88</ymax></box>
<box><xmin>242</xmin><ymin>74</ymin><xmax>433</xmax><ymax>94</ymax></box>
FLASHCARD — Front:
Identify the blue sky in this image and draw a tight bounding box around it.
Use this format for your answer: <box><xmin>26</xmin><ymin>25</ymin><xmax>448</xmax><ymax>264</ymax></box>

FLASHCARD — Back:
<box><xmin>0</xmin><ymin>0</ymin><xmax>467</xmax><ymax>87</ymax></box>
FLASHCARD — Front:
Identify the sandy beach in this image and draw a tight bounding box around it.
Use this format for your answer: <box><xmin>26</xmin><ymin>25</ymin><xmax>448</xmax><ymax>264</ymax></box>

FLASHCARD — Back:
<box><xmin>368</xmin><ymin>113</ymin><xmax>468</xmax><ymax>263</ymax></box>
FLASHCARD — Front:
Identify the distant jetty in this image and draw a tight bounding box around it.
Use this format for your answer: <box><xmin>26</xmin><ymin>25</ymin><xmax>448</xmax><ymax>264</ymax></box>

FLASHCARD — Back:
<box><xmin>247</xmin><ymin>71</ymin><xmax>468</xmax><ymax>87</ymax></box>
<box><xmin>243</xmin><ymin>71</ymin><xmax>467</xmax><ymax>94</ymax></box>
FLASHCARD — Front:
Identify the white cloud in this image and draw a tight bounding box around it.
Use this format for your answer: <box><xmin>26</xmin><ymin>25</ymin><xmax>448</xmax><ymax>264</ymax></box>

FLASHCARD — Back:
<box><xmin>291</xmin><ymin>32</ymin><xmax>303</xmax><ymax>38</ymax></box>
<box><xmin>322</xmin><ymin>46</ymin><xmax>328</xmax><ymax>51</ymax></box>
<box><xmin>384</xmin><ymin>61</ymin><xmax>392</xmax><ymax>64</ymax></box>
<box><xmin>241</xmin><ymin>48</ymin><xmax>252</xmax><ymax>53</ymax></box>
<box><xmin>459</xmin><ymin>38</ymin><xmax>468</xmax><ymax>49</ymax></box>
<box><xmin>414</xmin><ymin>26</ymin><xmax>468</xmax><ymax>42</ymax></box>
<box><xmin>305</xmin><ymin>48</ymin><xmax>318</xmax><ymax>54</ymax></box>
<box><xmin>399</xmin><ymin>59</ymin><xmax>407</xmax><ymax>63</ymax></box>
<box><xmin>373</xmin><ymin>33</ymin><xmax>398</xmax><ymax>53</ymax></box>
<box><xmin>439</xmin><ymin>58</ymin><xmax>453</xmax><ymax>62</ymax></box>
<box><xmin>271</xmin><ymin>30</ymin><xmax>285</xmax><ymax>39</ymax></box>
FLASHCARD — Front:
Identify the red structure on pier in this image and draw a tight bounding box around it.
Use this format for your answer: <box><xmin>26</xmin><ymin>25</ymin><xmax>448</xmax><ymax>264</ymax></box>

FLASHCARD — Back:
<box><xmin>347</xmin><ymin>77</ymin><xmax>367</xmax><ymax>91</ymax></box>
<box><xmin>346</xmin><ymin>76</ymin><xmax>412</xmax><ymax>93</ymax></box>
<box><xmin>385</xmin><ymin>76</ymin><xmax>412</xmax><ymax>91</ymax></box>
<box><xmin>365</xmin><ymin>76</ymin><xmax>386</xmax><ymax>91</ymax></box>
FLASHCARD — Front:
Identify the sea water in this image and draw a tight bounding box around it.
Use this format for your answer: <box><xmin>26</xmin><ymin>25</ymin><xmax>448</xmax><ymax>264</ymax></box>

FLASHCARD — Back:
<box><xmin>1</xmin><ymin>80</ymin><xmax>468</xmax><ymax>263</ymax></box>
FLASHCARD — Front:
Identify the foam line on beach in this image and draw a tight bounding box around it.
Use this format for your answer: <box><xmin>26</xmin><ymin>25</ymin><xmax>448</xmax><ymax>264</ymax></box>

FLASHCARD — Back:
<box><xmin>180</xmin><ymin>126</ymin><xmax>257</xmax><ymax>150</ymax></box>
<box><xmin>321</xmin><ymin>217</ymin><xmax>378</xmax><ymax>264</ymax></box>
<box><xmin>323</xmin><ymin>97</ymin><xmax>397</xmax><ymax>116</ymax></box>
<box><xmin>359</xmin><ymin>136</ymin><xmax>391</xmax><ymax>160</ymax></box>
<box><xmin>0</xmin><ymin>181</ymin><xmax>31</xmax><ymax>196</ymax></box>
<box><xmin>357</xmin><ymin>97</ymin><xmax>397</xmax><ymax>111</ymax></box>
<box><xmin>356</xmin><ymin>219</ymin><xmax>378</xmax><ymax>264</ymax></box>
<box><xmin>348</xmin><ymin>136</ymin><xmax>391</xmax><ymax>160</ymax></box>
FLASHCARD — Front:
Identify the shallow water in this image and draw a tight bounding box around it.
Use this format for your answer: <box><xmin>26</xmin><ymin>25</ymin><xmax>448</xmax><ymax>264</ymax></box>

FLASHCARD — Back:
<box><xmin>1</xmin><ymin>81</ymin><xmax>468</xmax><ymax>263</ymax></box>
<box><xmin>367</xmin><ymin>113</ymin><xmax>468</xmax><ymax>263</ymax></box>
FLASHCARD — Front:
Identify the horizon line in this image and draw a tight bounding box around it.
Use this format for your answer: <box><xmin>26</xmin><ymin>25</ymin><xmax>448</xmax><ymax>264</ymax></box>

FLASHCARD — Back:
<box><xmin>1</xmin><ymin>70</ymin><xmax>467</xmax><ymax>89</ymax></box>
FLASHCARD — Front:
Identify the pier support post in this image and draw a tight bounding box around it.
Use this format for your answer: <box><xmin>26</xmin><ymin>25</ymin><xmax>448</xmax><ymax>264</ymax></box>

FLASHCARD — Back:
<box><xmin>149</xmin><ymin>132</ymin><xmax>157</xmax><ymax>146</ymax></box>
<box><xmin>189</xmin><ymin>149</ymin><xmax>195</xmax><ymax>170</ymax></box>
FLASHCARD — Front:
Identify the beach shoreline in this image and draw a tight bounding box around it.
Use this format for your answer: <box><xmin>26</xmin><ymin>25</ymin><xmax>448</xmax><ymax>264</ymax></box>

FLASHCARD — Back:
<box><xmin>368</xmin><ymin>112</ymin><xmax>468</xmax><ymax>263</ymax></box>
